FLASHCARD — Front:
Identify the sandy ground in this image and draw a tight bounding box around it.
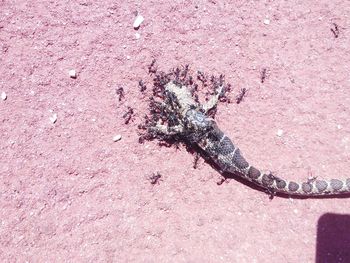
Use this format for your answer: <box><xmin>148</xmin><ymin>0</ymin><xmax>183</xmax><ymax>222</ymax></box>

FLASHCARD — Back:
<box><xmin>1</xmin><ymin>0</ymin><xmax>350</xmax><ymax>262</ymax></box>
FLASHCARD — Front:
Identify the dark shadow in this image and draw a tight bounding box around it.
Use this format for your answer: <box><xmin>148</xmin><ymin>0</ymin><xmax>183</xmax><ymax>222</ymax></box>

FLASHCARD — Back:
<box><xmin>316</xmin><ymin>213</ymin><xmax>350</xmax><ymax>263</ymax></box>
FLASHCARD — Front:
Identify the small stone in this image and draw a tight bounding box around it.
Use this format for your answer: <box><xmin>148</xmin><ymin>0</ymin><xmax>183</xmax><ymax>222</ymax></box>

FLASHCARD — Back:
<box><xmin>133</xmin><ymin>15</ymin><xmax>144</xmax><ymax>29</ymax></box>
<box><xmin>50</xmin><ymin>113</ymin><xmax>57</xmax><ymax>124</ymax></box>
<box><xmin>69</xmin><ymin>69</ymin><xmax>77</xmax><ymax>78</ymax></box>
<box><xmin>1</xmin><ymin>91</ymin><xmax>7</xmax><ymax>100</ymax></box>
<box><xmin>276</xmin><ymin>129</ymin><xmax>284</xmax><ymax>137</ymax></box>
<box><xmin>113</xmin><ymin>134</ymin><xmax>122</xmax><ymax>142</ymax></box>
<box><xmin>263</xmin><ymin>18</ymin><xmax>270</xmax><ymax>25</ymax></box>
<box><xmin>126</xmin><ymin>55</ymin><xmax>131</xmax><ymax>60</ymax></box>
<box><xmin>337</xmin><ymin>124</ymin><xmax>342</xmax><ymax>130</ymax></box>
<box><xmin>135</xmin><ymin>32</ymin><xmax>140</xmax><ymax>39</ymax></box>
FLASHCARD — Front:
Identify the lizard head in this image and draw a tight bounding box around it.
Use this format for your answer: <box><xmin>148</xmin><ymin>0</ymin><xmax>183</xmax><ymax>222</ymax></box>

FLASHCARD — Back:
<box><xmin>185</xmin><ymin>109</ymin><xmax>215</xmax><ymax>132</ymax></box>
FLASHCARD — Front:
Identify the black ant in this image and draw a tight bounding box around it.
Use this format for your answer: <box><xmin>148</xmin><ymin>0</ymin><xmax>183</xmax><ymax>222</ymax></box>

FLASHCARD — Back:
<box><xmin>331</xmin><ymin>23</ymin><xmax>339</xmax><ymax>38</ymax></box>
<box><xmin>236</xmin><ymin>88</ymin><xmax>247</xmax><ymax>104</ymax></box>
<box><xmin>116</xmin><ymin>87</ymin><xmax>125</xmax><ymax>101</ymax></box>
<box><xmin>139</xmin><ymin>80</ymin><xmax>147</xmax><ymax>92</ymax></box>
<box><xmin>260</xmin><ymin>68</ymin><xmax>268</xmax><ymax>83</ymax></box>
<box><xmin>123</xmin><ymin>107</ymin><xmax>134</xmax><ymax>124</ymax></box>
<box><xmin>148</xmin><ymin>172</ymin><xmax>162</xmax><ymax>185</ymax></box>
<box><xmin>148</xmin><ymin>59</ymin><xmax>157</xmax><ymax>74</ymax></box>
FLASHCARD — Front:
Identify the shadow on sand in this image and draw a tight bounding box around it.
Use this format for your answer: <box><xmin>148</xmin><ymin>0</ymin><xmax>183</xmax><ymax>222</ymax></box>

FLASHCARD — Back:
<box><xmin>316</xmin><ymin>213</ymin><xmax>350</xmax><ymax>263</ymax></box>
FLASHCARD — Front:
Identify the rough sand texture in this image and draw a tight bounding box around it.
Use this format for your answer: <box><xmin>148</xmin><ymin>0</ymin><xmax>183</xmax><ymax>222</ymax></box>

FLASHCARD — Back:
<box><xmin>1</xmin><ymin>1</ymin><xmax>350</xmax><ymax>262</ymax></box>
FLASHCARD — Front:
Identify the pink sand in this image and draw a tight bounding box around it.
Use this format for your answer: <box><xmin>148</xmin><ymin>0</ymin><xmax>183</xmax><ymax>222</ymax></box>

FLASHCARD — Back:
<box><xmin>1</xmin><ymin>0</ymin><xmax>350</xmax><ymax>262</ymax></box>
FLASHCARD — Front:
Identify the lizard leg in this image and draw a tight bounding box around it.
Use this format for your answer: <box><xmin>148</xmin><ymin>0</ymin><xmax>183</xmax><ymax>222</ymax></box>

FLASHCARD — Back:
<box><xmin>202</xmin><ymin>85</ymin><xmax>224</xmax><ymax>113</ymax></box>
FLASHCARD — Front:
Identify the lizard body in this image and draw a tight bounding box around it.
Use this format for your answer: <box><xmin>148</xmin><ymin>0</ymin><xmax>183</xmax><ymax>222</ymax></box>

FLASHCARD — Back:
<box><xmin>140</xmin><ymin>66</ymin><xmax>350</xmax><ymax>197</ymax></box>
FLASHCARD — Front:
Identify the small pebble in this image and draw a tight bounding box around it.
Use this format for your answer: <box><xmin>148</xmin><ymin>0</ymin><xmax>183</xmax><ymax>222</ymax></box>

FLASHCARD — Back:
<box><xmin>113</xmin><ymin>134</ymin><xmax>122</xmax><ymax>142</ymax></box>
<box><xmin>69</xmin><ymin>69</ymin><xmax>77</xmax><ymax>78</ymax></box>
<box><xmin>337</xmin><ymin>124</ymin><xmax>342</xmax><ymax>130</ymax></box>
<box><xmin>1</xmin><ymin>91</ymin><xmax>7</xmax><ymax>100</ymax></box>
<box><xmin>277</xmin><ymin>129</ymin><xmax>284</xmax><ymax>137</ymax></box>
<box><xmin>263</xmin><ymin>18</ymin><xmax>270</xmax><ymax>25</ymax></box>
<box><xmin>126</xmin><ymin>55</ymin><xmax>131</xmax><ymax>60</ymax></box>
<box><xmin>133</xmin><ymin>15</ymin><xmax>144</xmax><ymax>29</ymax></box>
<box><xmin>135</xmin><ymin>32</ymin><xmax>140</xmax><ymax>39</ymax></box>
<box><xmin>50</xmin><ymin>113</ymin><xmax>57</xmax><ymax>124</ymax></box>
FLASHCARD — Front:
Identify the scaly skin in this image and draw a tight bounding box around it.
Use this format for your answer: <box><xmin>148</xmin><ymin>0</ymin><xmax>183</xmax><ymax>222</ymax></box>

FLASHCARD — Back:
<box><xmin>142</xmin><ymin>68</ymin><xmax>350</xmax><ymax>197</ymax></box>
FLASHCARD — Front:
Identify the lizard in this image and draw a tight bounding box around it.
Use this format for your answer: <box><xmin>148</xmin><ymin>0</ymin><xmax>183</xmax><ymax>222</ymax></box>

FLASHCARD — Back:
<box><xmin>139</xmin><ymin>63</ymin><xmax>350</xmax><ymax>197</ymax></box>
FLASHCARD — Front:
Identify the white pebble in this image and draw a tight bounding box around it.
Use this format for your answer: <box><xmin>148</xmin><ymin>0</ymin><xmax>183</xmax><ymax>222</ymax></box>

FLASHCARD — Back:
<box><xmin>276</xmin><ymin>129</ymin><xmax>284</xmax><ymax>137</ymax></box>
<box><xmin>133</xmin><ymin>15</ymin><xmax>144</xmax><ymax>29</ymax></box>
<box><xmin>126</xmin><ymin>55</ymin><xmax>131</xmax><ymax>60</ymax></box>
<box><xmin>50</xmin><ymin>113</ymin><xmax>57</xmax><ymax>124</ymax></box>
<box><xmin>135</xmin><ymin>32</ymin><xmax>140</xmax><ymax>39</ymax></box>
<box><xmin>1</xmin><ymin>91</ymin><xmax>7</xmax><ymax>100</ymax></box>
<box><xmin>69</xmin><ymin>69</ymin><xmax>77</xmax><ymax>78</ymax></box>
<box><xmin>113</xmin><ymin>134</ymin><xmax>122</xmax><ymax>142</ymax></box>
<box><xmin>263</xmin><ymin>18</ymin><xmax>270</xmax><ymax>25</ymax></box>
<box><xmin>337</xmin><ymin>124</ymin><xmax>342</xmax><ymax>130</ymax></box>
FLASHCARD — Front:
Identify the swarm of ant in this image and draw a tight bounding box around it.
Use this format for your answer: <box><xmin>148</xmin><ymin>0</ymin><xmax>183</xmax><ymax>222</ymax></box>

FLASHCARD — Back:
<box><xmin>138</xmin><ymin>60</ymin><xmax>232</xmax><ymax>149</ymax></box>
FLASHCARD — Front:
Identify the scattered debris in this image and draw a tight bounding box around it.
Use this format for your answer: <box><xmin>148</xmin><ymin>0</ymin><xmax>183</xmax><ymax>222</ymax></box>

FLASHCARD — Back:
<box><xmin>276</xmin><ymin>129</ymin><xmax>284</xmax><ymax>137</ymax></box>
<box><xmin>113</xmin><ymin>134</ymin><xmax>122</xmax><ymax>142</ymax></box>
<box><xmin>116</xmin><ymin>87</ymin><xmax>125</xmax><ymax>101</ymax></box>
<box><xmin>69</xmin><ymin>69</ymin><xmax>77</xmax><ymax>78</ymax></box>
<box><xmin>236</xmin><ymin>88</ymin><xmax>247</xmax><ymax>104</ymax></box>
<box><xmin>330</xmin><ymin>23</ymin><xmax>339</xmax><ymax>38</ymax></box>
<box><xmin>263</xmin><ymin>18</ymin><xmax>270</xmax><ymax>25</ymax></box>
<box><xmin>133</xmin><ymin>14</ymin><xmax>144</xmax><ymax>29</ymax></box>
<box><xmin>147</xmin><ymin>172</ymin><xmax>162</xmax><ymax>185</ymax></box>
<box><xmin>1</xmin><ymin>91</ymin><xmax>7</xmax><ymax>101</ymax></box>
<box><xmin>50</xmin><ymin>113</ymin><xmax>57</xmax><ymax>124</ymax></box>
<box><xmin>123</xmin><ymin>106</ymin><xmax>134</xmax><ymax>124</ymax></box>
